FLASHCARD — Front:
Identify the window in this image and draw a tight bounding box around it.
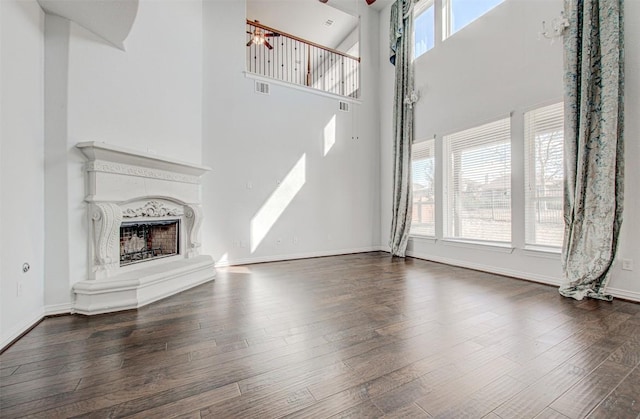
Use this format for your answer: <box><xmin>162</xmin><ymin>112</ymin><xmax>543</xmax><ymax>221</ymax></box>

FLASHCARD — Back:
<box><xmin>444</xmin><ymin>0</ymin><xmax>504</xmax><ymax>39</ymax></box>
<box><xmin>443</xmin><ymin>118</ymin><xmax>511</xmax><ymax>243</ymax></box>
<box><xmin>414</xmin><ymin>0</ymin><xmax>435</xmax><ymax>59</ymax></box>
<box><xmin>411</xmin><ymin>139</ymin><xmax>436</xmax><ymax>236</ymax></box>
<box><xmin>524</xmin><ymin>103</ymin><xmax>564</xmax><ymax>248</ymax></box>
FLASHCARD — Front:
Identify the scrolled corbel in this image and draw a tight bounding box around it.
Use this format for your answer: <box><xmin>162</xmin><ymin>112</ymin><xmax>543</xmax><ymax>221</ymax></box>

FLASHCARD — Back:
<box><xmin>91</xmin><ymin>203</ymin><xmax>123</xmax><ymax>273</ymax></box>
<box><xmin>184</xmin><ymin>204</ymin><xmax>203</xmax><ymax>258</ymax></box>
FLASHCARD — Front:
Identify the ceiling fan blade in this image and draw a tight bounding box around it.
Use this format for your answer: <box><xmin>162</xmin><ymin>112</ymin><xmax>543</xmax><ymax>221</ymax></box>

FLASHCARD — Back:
<box><xmin>264</xmin><ymin>40</ymin><xmax>273</xmax><ymax>50</ymax></box>
<box><xmin>319</xmin><ymin>0</ymin><xmax>329</xmax><ymax>3</ymax></box>
<box><xmin>265</xmin><ymin>33</ymin><xmax>280</xmax><ymax>37</ymax></box>
<box><xmin>247</xmin><ymin>39</ymin><xmax>254</xmax><ymax>47</ymax></box>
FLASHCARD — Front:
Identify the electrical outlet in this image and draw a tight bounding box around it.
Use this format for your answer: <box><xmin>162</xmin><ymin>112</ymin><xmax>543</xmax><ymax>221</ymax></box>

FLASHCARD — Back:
<box><xmin>293</xmin><ymin>236</ymin><xmax>299</xmax><ymax>244</ymax></box>
<box><xmin>621</xmin><ymin>259</ymin><xmax>633</xmax><ymax>271</ymax></box>
<box><xmin>16</xmin><ymin>282</ymin><xmax>23</xmax><ymax>297</ymax></box>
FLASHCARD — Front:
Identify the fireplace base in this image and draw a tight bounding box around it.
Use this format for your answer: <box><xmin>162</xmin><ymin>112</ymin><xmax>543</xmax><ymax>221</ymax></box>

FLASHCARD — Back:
<box><xmin>73</xmin><ymin>255</ymin><xmax>215</xmax><ymax>315</ymax></box>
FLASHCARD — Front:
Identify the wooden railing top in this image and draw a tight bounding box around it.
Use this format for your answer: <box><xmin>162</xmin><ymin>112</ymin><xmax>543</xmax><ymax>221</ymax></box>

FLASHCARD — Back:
<box><xmin>247</xmin><ymin>19</ymin><xmax>361</xmax><ymax>62</ymax></box>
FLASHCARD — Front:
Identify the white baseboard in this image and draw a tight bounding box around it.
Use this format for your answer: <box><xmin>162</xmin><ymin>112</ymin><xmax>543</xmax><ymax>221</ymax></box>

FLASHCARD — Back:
<box><xmin>406</xmin><ymin>250</ymin><xmax>564</xmax><ymax>286</ymax></box>
<box><xmin>606</xmin><ymin>287</ymin><xmax>640</xmax><ymax>303</ymax></box>
<box><xmin>44</xmin><ymin>303</ymin><xmax>72</xmax><ymax>316</ymax></box>
<box><xmin>1</xmin><ymin>310</ymin><xmax>44</xmax><ymax>351</ymax></box>
<box><xmin>405</xmin><ymin>251</ymin><xmax>640</xmax><ymax>303</ymax></box>
<box><xmin>215</xmin><ymin>246</ymin><xmax>382</xmax><ymax>267</ymax></box>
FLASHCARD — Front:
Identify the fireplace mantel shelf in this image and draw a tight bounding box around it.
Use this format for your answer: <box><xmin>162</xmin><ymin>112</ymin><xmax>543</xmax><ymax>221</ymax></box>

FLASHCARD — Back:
<box><xmin>76</xmin><ymin>141</ymin><xmax>211</xmax><ymax>178</ymax></box>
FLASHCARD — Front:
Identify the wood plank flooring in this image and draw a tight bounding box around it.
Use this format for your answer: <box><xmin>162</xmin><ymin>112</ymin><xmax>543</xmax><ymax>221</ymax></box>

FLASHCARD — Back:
<box><xmin>1</xmin><ymin>252</ymin><xmax>639</xmax><ymax>418</ymax></box>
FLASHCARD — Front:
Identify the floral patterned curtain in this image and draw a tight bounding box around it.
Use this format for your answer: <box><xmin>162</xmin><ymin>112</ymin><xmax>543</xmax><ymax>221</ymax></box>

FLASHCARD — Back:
<box><xmin>560</xmin><ymin>0</ymin><xmax>625</xmax><ymax>301</ymax></box>
<box><xmin>389</xmin><ymin>0</ymin><xmax>415</xmax><ymax>257</ymax></box>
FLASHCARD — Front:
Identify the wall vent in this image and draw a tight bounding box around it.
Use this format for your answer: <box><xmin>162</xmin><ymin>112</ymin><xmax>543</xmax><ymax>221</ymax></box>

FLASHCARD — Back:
<box><xmin>255</xmin><ymin>81</ymin><xmax>270</xmax><ymax>95</ymax></box>
<box><xmin>339</xmin><ymin>101</ymin><xmax>350</xmax><ymax>112</ymax></box>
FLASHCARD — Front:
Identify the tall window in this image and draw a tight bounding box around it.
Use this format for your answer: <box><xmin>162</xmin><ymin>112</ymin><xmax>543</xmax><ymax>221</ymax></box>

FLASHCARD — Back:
<box><xmin>524</xmin><ymin>103</ymin><xmax>564</xmax><ymax>248</ymax></box>
<box><xmin>411</xmin><ymin>139</ymin><xmax>436</xmax><ymax>236</ymax></box>
<box><xmin>414</xmin><ymin>0</ymin><xmax>435</xmax><ymax>59</ymax></box>
<box><xmin>443</xmin><ymin>118</ymin><xmax>511</xmax><ymax>243</ymax></box>
<box><xmin>444</xmin><ymin>0</ymin><xmax>504</xmax><ymax>39</ymax></box>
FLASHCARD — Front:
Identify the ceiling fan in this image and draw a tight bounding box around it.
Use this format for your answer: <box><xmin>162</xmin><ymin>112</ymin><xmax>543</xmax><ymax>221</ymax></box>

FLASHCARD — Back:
<box><xmin>246</xmin><ymin>21</ymin><xmax>281</xmax><ymax>50</ymax></box>
<box><xmin>319</xmin><ymin>0</ymin><xmax>377</xmax><ymax>5</ymax></box>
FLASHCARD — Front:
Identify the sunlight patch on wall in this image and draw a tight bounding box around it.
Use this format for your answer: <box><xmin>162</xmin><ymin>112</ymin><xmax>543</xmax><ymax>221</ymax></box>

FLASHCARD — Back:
<box><xmin>324</xmin><ymin>115</ymin><xmax>337</xmax><ymax>156</ymax></box>
<box><xmin>251</xmin><ymin>154</ymin><xmax>306</xmax><ymax>253</ymax></box>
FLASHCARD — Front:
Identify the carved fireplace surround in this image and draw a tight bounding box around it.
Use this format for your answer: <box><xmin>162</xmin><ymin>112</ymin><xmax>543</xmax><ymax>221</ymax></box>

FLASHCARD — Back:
<box><xmin>73</xmin><ymin>142</ymin><xmax>215</xmax><ymax>315</ymax></box>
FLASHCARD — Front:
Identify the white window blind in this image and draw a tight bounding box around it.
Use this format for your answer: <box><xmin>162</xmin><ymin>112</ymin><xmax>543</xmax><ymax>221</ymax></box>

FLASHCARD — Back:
<box><xmin>411</xmin><ymin>139</ymin><xmax>435</xmax><ymax>236</ymax></box>
<box><xmin>524</xmin><ymin>102</ymin><xmax>564</xmax><ymax>248</ymax></box>
<box><xmin>443</xmin><ymin>117</ymin><xmax>511</xmax><ymax>243</ymax></box>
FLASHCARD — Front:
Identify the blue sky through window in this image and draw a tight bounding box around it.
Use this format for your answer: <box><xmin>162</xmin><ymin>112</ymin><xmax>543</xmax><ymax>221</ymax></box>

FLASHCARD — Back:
<box><xmin>450</xmin><ymin>0</ymin><xmax>504</xmax><ymax>35</ymax></box>
<box><xmin>414</xmin><ymin>3</ymin><xmax>434</xmax><ymax>59</ymax></box>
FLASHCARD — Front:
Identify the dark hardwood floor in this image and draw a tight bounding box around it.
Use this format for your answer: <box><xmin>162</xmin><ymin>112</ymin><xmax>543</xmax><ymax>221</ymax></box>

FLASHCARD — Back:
<box><xmin>1</xmin><ymin>252</ymin><xmax>639</xmax><ymax>418</ymax></box>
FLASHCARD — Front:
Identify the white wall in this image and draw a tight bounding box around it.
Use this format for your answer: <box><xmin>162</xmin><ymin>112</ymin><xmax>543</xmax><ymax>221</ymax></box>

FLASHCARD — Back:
<box><xmin>1</xmin><ymin>0</ymin><xmax>46</xmax><ymax>347</ymax></box>
<box><xmin>201</xmin><ymin>0</ymin><xmax>381</xmax><ymax>266</ymax></box>
<box><xmin>43</xmin><ymin>0</ymin><xmax>204</xmax><ymax>310</ymax></box>
<box><xmin>379</xmin><ymin>0</ymin><xmax>640</xmax><ymax>301</ymax></box>
<box><xmin>615</xmin><ymin>0</ymin><xmax>640</xmax><ymax>300</ymax></box>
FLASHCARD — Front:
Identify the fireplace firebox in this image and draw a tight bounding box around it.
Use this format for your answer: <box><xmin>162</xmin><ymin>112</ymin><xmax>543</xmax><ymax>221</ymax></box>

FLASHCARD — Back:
<box><xmin>120</xmin><ymin>220</ymin><xmax>180</xmax><ymax>266</ymax></box>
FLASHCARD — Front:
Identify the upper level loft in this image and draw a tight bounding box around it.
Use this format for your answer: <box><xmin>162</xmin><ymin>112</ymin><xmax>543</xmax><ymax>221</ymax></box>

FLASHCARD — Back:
<box><xmin>246</xmin><ymin>1</ymin><xmax>360</xmax><ymax>99</ymax></box>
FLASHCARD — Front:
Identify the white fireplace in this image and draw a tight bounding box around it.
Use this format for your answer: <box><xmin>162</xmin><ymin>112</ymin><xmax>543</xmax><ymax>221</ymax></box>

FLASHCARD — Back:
<box><xmin>73</xmin><ymin>141</ymin><xmax>215</xmax><ymax>315</ymax></box>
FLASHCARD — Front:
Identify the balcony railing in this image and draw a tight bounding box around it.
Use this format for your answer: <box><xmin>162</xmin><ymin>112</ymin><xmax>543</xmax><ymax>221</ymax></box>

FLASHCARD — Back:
<box><xmin>246</xmin><ymin>20</ymin><xmax>360</xmax><ymax>98</ymax></box>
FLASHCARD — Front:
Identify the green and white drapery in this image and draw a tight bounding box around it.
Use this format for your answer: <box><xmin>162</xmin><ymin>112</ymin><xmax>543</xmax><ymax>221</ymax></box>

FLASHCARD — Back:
<box><xmin>560</xmin><ymin>0</ymin><xmax>625</xmax><ymax>301</ymax></box>
<box><xmin>389</xmin><ymin>0</ymin><xmax>416</xmax><ymax>257</ymax></box>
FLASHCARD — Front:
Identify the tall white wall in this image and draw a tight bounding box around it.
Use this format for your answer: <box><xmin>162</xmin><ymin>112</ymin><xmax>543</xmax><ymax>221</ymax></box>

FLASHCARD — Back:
<box><xmin>379</xmin><ymin>0</ymin><xmax>640</xmax><ymax>300</ymax></box>
<box><xmin>43</xmin><ymin>0</ymin><xmax>204</xmax><ymax>310</ymax></box>
<box><xmin>1</xmin><ymin>0</ymin><xmax>46</xmax><ymax>347</ymax></box>
<box><xmin>202</xmin><ymin>0</ymin><xmax>381</xmax><ymax>265</ymax></box>
<box><xmin>616</xmin><ymin>0</ymin><xmax>640</xmax><ymax>300</ymax></box>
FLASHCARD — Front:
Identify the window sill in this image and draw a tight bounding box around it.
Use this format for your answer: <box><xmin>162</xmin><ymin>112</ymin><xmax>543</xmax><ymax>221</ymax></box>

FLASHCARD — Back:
<box><xmin>408</xmin><ymin>235</ymin><xmax>437</xmax><ymax>243</ymax></box>
<box><xmin>522</xmin><ymin>246</ymin><xmax>561</xmax><ymax>259</ymax></box>
<box><xmin>441</xmin><ymin>239</ymin><xmax>514</xmax><ymax>253</ymax></box>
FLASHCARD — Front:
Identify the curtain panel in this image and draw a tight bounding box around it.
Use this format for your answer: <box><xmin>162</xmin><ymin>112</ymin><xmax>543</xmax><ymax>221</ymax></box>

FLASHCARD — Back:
<box><xmin>561</xmin><ymin>0</ymin><xmax>625</xmax><ymax>301</ymax></box>
<box><xmin>389</xmin><ymin>0</ymin><xmax>415</xmax><ymax>257</ymax></box>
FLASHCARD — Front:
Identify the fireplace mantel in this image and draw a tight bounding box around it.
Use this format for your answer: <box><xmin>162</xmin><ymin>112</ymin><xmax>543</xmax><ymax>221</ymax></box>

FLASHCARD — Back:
<box><xmin>76</xmin><ymin>141</ymin><xmax>210</xmax><ymax>180</ymax></box>
<box><xmin>73</xmin><ymin>142</ymin><xmax>215</xmax><ymax>315</ymax></box>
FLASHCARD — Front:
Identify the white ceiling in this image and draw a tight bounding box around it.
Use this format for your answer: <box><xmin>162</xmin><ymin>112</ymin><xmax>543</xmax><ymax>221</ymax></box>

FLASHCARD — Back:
<box><xmin>246</xmin><ymin>0</ymin><xmax>393</xmax><ymax>51</ymax></box>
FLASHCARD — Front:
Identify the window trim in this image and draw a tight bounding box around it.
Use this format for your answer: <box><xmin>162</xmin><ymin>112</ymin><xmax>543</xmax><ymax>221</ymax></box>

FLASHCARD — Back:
<box><xmin>441</xmin><ymin>238</ymin><xmax>514</xmax><ymax>253</ymax></box>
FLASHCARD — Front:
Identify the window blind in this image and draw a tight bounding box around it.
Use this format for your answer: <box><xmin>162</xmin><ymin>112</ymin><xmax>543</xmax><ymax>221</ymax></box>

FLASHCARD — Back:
<box><xmin>411</xmin><ymin>139</ymin><xmax>436</xmax><ymax>237</ymax></box>
<box><xmin>524</xmin><ymin>102</ymin><xmax>564</xmax><ymax>248</ymax></box>
<box><xmin>443</xmin><ymin>117</ymin><xmax>511</xmax><ymax>243</ymax></box>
